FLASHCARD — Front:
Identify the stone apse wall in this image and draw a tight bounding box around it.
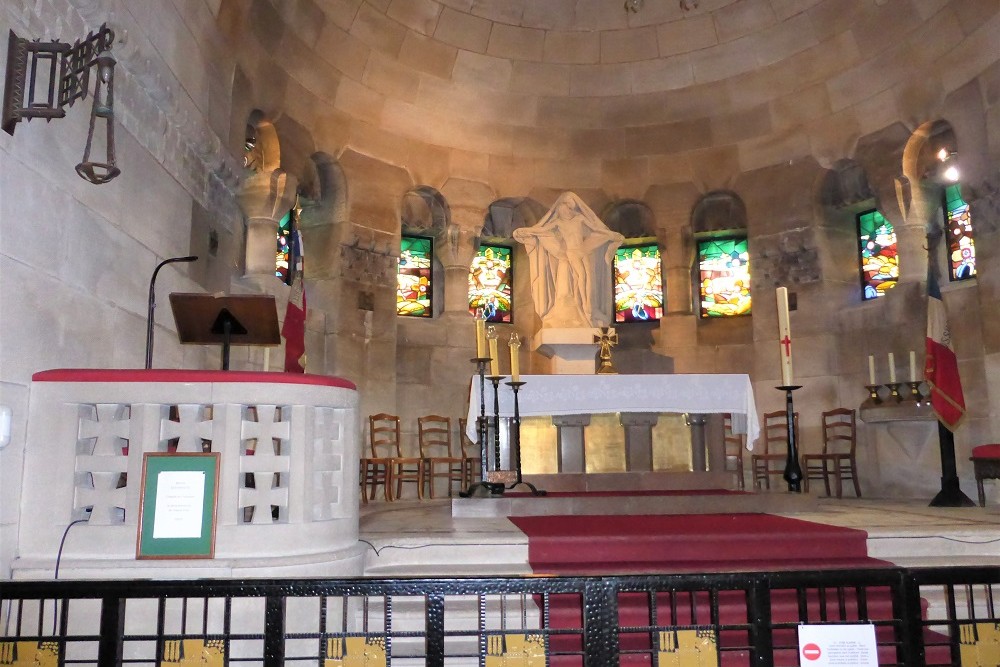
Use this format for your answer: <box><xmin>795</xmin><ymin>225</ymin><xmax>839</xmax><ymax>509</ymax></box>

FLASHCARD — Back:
<box><xmin>1</xmin><ymin>0</ymin><xmax>999</xmax><ymax>576</ymax></box>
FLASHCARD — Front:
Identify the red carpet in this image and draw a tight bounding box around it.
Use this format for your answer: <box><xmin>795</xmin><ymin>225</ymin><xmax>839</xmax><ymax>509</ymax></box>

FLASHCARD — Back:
<box><xmin>510</xmin><ymin>513</ymin><xmax>897</xmax><ymax>665</ymax></box>
<box><xmin>506</xmin><ymin>489</ymin><xmax>746</xmax><ymax>498</ymax></box>
<box><xmin>510</xmin><ymin>513</ymin><xmax>890</xmax><ymax>574</ymax></box>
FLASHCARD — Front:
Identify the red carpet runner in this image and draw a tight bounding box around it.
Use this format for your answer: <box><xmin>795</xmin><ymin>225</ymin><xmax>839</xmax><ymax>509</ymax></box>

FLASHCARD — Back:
<box><xmin>510</xmin><ymin>513</ymin><xmax>894</xmax><ymax>665</ymax></box>
<box><xmin>510</xmin><ymin>513</ymin><xmax>887</xmax><ymax>574</ymax></box>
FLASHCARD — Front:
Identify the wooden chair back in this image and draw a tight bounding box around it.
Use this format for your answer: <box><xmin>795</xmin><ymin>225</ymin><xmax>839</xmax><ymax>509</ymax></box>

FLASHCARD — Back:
<box><xmin>418</xmin><ymin>415</ymin><xmax>453</xmax><ymax>458</ymax></box>
<box><xmin>762</xmin><ymin>410</ymin><xmax>799</xmax><ymax>456</ymax></box>
<box><xmin>822</xmin><ymin>408</ymin><xmax>856</xmax><ymax>456</ymax></box>
<box><xmin>369</xmin><ymin>413</ymin><xmax>401</xmax><ymax>458</ymax></box>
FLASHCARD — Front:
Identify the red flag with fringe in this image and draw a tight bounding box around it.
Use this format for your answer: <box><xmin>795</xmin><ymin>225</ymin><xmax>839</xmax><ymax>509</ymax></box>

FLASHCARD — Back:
<box><xmin>925</xmin><ymin>259</ymin><xmax>964</xmax><ymax>430</ymax></box>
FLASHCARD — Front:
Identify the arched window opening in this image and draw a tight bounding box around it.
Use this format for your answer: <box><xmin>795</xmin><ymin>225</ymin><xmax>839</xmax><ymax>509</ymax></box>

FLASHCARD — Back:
<box><xmin>469</xmin><ymin>244</ymin><xmax>512</xmax><ymax>323</ymax></box>
<box><xmin>613</xmin><ymin>243</ymin><xmax>663</xmax><ymax>323</ymax></box>
<box><xmin>943</xmin><ymin>184</ymin><xmax>975</xmax><ymax>281</ymax></box>
<box><xmin>857</xmin><ymin>210</ymin><xmax>898</xmax><ymax>300</ymax></box>
<box><xmin>398</xmin><ymin>235</ymin><xmax>433</xmax><ymax>317</ymax></box>
<box><xmin>698</xmin><ymin>237</ymin><xmax>751</xmax><ymax>318</ymax></box>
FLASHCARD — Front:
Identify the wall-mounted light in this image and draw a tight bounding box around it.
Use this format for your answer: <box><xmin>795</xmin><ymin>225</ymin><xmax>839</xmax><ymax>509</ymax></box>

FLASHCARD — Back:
<box><xmin>935</xmin><ymin>148</ymin><xmax>960</xmax><ymax>183</ymax></box>
<box><xmin>2</xmin><ymin>23</ymin><xmax>120</xmax><ymax>184</ymax></box>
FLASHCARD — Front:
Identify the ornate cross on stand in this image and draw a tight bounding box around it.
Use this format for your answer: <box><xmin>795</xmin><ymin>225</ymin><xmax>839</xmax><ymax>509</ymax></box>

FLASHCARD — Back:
<box><xmin>595</xmin><ymin>327</ymin><xmax>618</xmax><ymax>375</ymax></box>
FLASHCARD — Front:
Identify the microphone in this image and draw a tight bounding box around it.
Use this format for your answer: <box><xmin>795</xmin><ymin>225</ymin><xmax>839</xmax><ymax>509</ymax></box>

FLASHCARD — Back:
<box><xmin>145</xmin><ymin>255</ymin><xmax>199</xmax><ymax>369</ymax></box>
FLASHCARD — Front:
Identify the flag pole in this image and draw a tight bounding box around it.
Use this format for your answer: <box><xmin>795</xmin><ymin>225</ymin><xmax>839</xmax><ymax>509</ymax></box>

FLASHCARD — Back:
<box><xmin>924</xmin><ymin>228</ymin><xmax>974</xmax><ymax>507</ymax></box>
<box><xmin>929</xmin><ymin>422</ymin><xmax>975</xmax><ymax>507</ymax></box>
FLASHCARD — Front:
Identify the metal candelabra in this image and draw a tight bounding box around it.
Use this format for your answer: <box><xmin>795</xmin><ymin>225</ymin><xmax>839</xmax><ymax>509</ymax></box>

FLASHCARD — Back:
<box><xmin>461</xmin><ymin>358</ymin><xmax>505</xmax><ymax>497</ymax></box>
<box><xmin>778</xmin><ymin>385</ymin><xmax>803</xmax><ymax>492</ymax></box>
<box><xmin>505</xmin><ymin>380</ymin><xmax>545</xmax><ymax>496</ymax></box>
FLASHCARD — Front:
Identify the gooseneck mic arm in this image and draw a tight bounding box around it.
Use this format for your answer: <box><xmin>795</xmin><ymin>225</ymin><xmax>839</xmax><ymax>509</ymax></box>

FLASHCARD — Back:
<box><xmin>145</xmin><ymin>255</ymin><xmax>198</xmax><ymax>369</ymax></box>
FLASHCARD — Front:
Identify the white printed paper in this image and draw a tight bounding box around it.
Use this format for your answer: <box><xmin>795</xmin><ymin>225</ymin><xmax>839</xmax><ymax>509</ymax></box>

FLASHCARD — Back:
<box><xmin>152</xmin><ymin>470</ymin><xmax>206</xmax><ymax>539</ymax></box>
<box><xmin>798</xmin><ymin>624</ymin><xmax>878</xmax><ymax>666</ymax></box>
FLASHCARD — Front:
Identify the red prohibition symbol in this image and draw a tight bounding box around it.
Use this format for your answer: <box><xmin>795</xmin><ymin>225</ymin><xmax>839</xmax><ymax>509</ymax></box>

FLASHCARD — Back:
<box><xmin>802</xmin><ymin>643</ymin><xmax>822</xmax><ymax>661</ymax></box>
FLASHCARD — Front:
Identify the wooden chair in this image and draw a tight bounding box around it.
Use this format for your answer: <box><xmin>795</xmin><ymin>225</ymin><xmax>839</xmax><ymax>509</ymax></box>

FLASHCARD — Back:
<box><xmin>723</xmin><ymin>414</ymin><xmax>746</xmax><ymax>490</ymax></box>
<box><xmin>360</xmin><ymin>422</ymin><xmax>392</xmax><ymax>503</ymax></box>
<box><xmin>458</xmin><ymin>418</ymin><xmax>482</xmax><ymax>489</ymax></box>
<box><xmin>418</xmin><ymin>415</ymin><xmax>465</xmax><ymax>498</ymax></box>
<box><xmin>752</xmin><ymin>410</ymin><xmax>798</xmax><ymax>490</ymax></box>
<box><xmin>971</xmin><ymin>444</ymin><xmax>1000</xmax><ymax>507</ymax></box>
<box><xmin>803</xmin><ymin>408</ymin><xmax>861</xmax><ymax>498</ymax></box>
<box><xmin>368</xmin><ymin>413</ymin><xmax>424</xmax><ymax>501</ymax></box>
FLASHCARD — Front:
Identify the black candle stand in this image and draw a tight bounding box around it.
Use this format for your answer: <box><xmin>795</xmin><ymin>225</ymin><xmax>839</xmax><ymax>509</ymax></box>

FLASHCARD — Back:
<box><xmin>460</xmin><ymin>359</ymin><xmax>505</xmax><ymax>497</ymax></box>
<box><xmin>777</xmin><ymin>385</ymin><xmax>803</xmax><ymax>492</ymax></box>
<box><xmin>505</xmin><ymin>380</ymin><xmax>545</xmax><ymax>496</ymax></box>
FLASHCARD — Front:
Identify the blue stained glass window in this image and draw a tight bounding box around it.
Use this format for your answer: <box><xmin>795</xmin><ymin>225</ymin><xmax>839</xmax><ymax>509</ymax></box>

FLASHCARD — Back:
<box><xmin>944</xmin><ymin>184</ymin><xmax>975</xmax><ymax>281</ymax></box>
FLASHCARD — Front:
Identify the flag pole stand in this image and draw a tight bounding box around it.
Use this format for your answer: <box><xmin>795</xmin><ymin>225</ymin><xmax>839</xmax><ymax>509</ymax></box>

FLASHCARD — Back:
<box><xmin>929</xmin><ymin>421</ymin><xmax>975</xmax><ymax>507</ymax></box>
<box><xmin>777</xmin><ymin>385</ymin><xmax>803</xmax><ymax>492</ymax></box>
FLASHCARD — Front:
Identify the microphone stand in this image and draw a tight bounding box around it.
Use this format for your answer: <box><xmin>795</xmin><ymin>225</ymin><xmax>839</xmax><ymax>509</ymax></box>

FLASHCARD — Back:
<box><xmin>145</xmin><ymin>255</ymin><xmax>198</xmax><ymax>369</ymax></box>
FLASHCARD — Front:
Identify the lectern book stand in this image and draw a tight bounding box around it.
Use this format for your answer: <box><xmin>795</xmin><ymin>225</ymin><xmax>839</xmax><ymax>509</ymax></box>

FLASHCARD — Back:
<box><xmin>169</xmin><ymin>293</ymin><xmax>280</xmax><ymax>370</ymax></box>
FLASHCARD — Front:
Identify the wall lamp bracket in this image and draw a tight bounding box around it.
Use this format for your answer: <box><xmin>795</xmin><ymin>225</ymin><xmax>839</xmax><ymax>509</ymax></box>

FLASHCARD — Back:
<box><xmin>2</xmin><ymin>23</ymin><xmax>120</xmax><ymax>184</ymax></box>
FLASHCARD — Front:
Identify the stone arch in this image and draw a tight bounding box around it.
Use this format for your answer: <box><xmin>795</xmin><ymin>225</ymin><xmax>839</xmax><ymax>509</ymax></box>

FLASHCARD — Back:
<box><xmin>401</xmin><ymin>186</ymin><xmax>451</xmax><ymax>234</ymax></box>
<box><xmin>690</xmin><ymin>191</ymin><xmax>748</xmax><ymax>234</ymax></box>
<box><xmin>243</xmin><ymin>109</ymin><xmax>281</xmax><ymax>175</ymax></box>
<box><xmin>482</xmin><ymin>198</ymin><xmax>547</xmax><ymax>240</ymax></box>
<box><xmin>602</xmin><ymin>199</ymin><xmax>656</xmax><ymax>239</ymax></box>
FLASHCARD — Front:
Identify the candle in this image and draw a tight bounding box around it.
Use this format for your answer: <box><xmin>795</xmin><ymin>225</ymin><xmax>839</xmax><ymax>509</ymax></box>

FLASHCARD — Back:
<box><xmin>909</xmin><ymin>350</ymin><xmax>916</xmax><ymax>382</ymax></box>
<box><xmin>775</xmin><ymin>287</ymin><xmax>793</xmax><ymax>386</ymax></box>
<box><xmin>475</xmin><ymin>316</ymin><xmax>486</xmax><ymax>358</ymax></box>
<box><xmin>509</xmin><ymin>333</ymin><xmax>521</xmax><ymax>383</ymax></box>
<box><xmin>888</xmin><ymin>352</ymin><xmax>896</xmax><ymax>383</ymax></box>
<box><xmin>264</xmin><ymin>347</ymin><xmax>270</xmax><ymax>372</ymax></box>
<box><xmin>487</xmin><ymin>326</ymin><xmax>499</xmax><ymax>376</ymax></box>
<box><xmin>868</xmin><ymin>355</ymin><xmax>875</xmax><ymax>385</ymax></box>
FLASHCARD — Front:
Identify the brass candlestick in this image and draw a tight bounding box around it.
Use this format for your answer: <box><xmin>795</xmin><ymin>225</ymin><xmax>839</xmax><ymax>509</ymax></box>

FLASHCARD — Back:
<box><xmin>865</xmin><ymin>384</ymin><xmax>882</xmax><ymax>404</ymax></box>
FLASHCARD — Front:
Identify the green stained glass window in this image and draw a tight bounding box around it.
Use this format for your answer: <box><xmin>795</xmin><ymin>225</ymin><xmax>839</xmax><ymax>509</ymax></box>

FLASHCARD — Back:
<box><xmin>468</xmin><ymin>244</ymin><xmax>512</xmax><ymax>323</ymax></box>
<box><xmin>857</xmin><ymin>210</ymin><xmax>898</xmax><ymax>300</ymax></box>
<box><xmin>944</xmin><ymin>184</ymin><xmax>975</xmax><ymax>281</ymax></box>
<box><xmin>698</xmin><ymin>237</ymin><xmax>751</xmax><ymax>318</ymax></box>
<box><xmin>398</xmin><ymin>236</ymin><xmax>433</xmax><ymax>317</ymax></box>
<box><xmin>276</xmin><ymin>209</ymin><xmax>294</xmax><ymax>286</ymax></box>
<box><xmin>613</xmin><ymin>243</ymin><xmax>663</xmax><ymax>323</ymax></box>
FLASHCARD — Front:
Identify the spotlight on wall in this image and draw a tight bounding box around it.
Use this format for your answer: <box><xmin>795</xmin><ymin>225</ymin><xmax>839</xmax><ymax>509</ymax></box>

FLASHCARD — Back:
<box><xmin>935</xmin><ymin>148</ymin><xmax>960</xmax><ymax>183</ymax></box>
<box><xmin>2</xmin><ymin>23</ymin><xmax>120</xmax><ymax>184</ymax></box>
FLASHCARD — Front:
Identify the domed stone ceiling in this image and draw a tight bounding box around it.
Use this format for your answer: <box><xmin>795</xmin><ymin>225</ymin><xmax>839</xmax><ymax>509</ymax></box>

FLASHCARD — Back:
<box><xmin>231</xmin><ymin>0</ymin><xmax>995</xmax><ymax>196</ymax></box>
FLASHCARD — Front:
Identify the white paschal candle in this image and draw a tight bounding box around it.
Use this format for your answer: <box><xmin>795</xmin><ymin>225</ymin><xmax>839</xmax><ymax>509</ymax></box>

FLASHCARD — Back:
<box><xmin>776</xmin><ymin>287</ymin><xmax>793</xmax><ymax>386</ymax></box>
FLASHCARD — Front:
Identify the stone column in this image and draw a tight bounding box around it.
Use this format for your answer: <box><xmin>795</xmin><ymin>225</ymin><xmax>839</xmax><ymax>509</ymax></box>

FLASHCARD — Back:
<box><xmin>434</xmin><ymin>222</ymin><xmax>481</xmax><ymax>314</ymax></box>
<box><xmin>894</xmin><ymin>178</ymin><xmax>941</xmax><ymax>283</ymax></box>
<box><xmin>620</xmin><ymin>413</ymin><xmax>659</xmax><ymax>472</ymax></box>
<box><xmin>553</xmin><ymin>414</ymin><xmax>591</xmax><ymax>473</ymax></box>
<box><xmin>687</xmin><ymin>413</ymin><xmax>708</xmax><ymax>472</ymax></box>
<box><xmin>238</xmin><ymin>169</ymin><xmax>298</xmax><ymax>278</ymax></box>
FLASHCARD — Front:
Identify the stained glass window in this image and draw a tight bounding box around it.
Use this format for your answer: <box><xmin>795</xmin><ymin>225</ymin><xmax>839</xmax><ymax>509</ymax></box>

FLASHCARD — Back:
<box><xmin>698</xmin><ymin>237</ymin><xmax>751</xmax><ymax>318</ymax></box>
<box><xmin>857</xmin><ymin>210</ymin><xmax>898</xmax><ymax>300</ymax></box>
<box><xmin>276</xmin><ymin>209</ymin><xmax>295</xmax><ymax>285</ymax></box>
<box><xmin>398</xmin><ymin>235</ymin><xmax>433</xmax><ymax>317</ymax></box>
<box><xmin>613</xmin><ymin>243</ymin><xmax>663</xmax><ymax>323</ymax></box>
<box><xmin>944</xmin><ymin>184</ymin><xmax>975</xmax><ymax>281</ymax></box>
<box><xmin>468</xmin><ymin>244</ymin><xmax>512</xmax><ymax>323</ymax></box>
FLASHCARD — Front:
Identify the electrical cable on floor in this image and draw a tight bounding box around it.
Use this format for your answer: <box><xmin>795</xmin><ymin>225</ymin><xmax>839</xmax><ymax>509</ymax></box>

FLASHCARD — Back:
<box><xmin>359</xmin><ymin>539</ymin><xmax>519</xmax><ymax>557</ymax></box>
<box><xmin>870</xmin><ymin>534</ymin><xmax>1000</xmax><ymax>545</ymax></box>
<box><xmin>52</xmin><ymin>518</ymin><xmax>88</xmax><ymax>635</ymax></box>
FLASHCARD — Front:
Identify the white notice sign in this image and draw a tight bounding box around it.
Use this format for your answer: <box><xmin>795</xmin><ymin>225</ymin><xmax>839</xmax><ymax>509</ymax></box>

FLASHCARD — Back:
<box><xmin>152</xmin><ymin>470</ymin><xmax>206</xmax><ymax>539</ymax></box>
<box><xmin>798</xmin><ymin>624</ymin><xmax>879</xmax><ymax>666</ymax></box>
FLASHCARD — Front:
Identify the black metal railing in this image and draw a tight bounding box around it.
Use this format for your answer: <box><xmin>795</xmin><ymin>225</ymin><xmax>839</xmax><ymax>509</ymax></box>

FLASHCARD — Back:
<box><xmin>1</xmin><ymin>566</ymin><xmax>996</xmax><ymax>666</ymax></box>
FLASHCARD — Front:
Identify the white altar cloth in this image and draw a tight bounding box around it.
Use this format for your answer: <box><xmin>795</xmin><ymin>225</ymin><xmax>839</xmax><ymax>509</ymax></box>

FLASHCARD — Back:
<box><xmin>466</xmin><ymin>373</ymin><xmax>759</xmax><ymax>447</ymax></box>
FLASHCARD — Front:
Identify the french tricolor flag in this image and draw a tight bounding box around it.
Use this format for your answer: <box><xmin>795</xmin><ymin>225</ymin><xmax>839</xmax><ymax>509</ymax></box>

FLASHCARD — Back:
<box><xmin>925</xmin><ymin>266</ymin><xmax>965</xmax><ymax>430</ymax></box>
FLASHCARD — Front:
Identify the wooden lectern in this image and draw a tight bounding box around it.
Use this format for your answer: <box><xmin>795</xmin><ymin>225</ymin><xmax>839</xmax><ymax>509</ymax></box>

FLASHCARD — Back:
<box><xmin>169</xmin><ymin>293</ymin><xmax>280</xmax><ymax>370</ymax></box>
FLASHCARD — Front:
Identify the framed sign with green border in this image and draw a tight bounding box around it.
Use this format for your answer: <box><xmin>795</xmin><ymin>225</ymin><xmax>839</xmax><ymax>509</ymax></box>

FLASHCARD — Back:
<box><xmin>136</xmin><ymin>452</ymin><xmax>220</xmax><ymax>559</ymax></box>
